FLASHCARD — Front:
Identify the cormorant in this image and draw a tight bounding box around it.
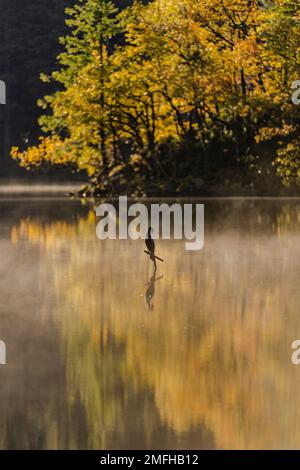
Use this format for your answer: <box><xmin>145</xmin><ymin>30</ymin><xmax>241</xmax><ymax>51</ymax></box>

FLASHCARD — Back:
<box><xmin>145</xmin><ymin>227</ymin><xmax>155</xmax><ymax>257</ymax></box>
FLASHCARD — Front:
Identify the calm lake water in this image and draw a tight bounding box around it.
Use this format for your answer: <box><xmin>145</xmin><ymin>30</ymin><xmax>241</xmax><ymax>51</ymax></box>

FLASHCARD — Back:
<box><xmin>1</xmin><ymin>196</ymin><xmax>300</xmax><ymax>449</ymax></box>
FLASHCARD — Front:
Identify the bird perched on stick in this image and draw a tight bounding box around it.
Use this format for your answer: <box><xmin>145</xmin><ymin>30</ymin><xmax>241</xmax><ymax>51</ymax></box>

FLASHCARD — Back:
<box><xmin>145</xmin><ymin>226</ymin><xmax>156</xmax><ymax>265</ymax></box>
<box><xmin>144</xmin><ymin>227</ymin><xmax>164</xmax><ymax>267</ymax></box>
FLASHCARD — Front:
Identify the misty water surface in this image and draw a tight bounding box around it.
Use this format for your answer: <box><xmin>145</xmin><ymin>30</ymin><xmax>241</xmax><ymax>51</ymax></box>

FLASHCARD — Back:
<box><xmin>0</xmin><ymin>196</ymin><xmax>300</xmax><ymax>449</ymax></box>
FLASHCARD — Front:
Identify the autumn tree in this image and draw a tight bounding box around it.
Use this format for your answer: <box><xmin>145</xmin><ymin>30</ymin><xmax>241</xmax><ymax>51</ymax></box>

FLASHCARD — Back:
<box><xmin>12</xmin><ymin>0</ymin><xmax>120</xmax><ymax>188</ymax></box>
<box><xmin>11</xmin><ymin>0</ymin><xmax>300</xmax><ymax>194</ymax></box>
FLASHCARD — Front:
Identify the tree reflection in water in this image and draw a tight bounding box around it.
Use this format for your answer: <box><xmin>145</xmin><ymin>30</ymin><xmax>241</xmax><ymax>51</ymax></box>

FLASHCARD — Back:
<box><xmin>3</xmin><ymin>199</ymin><xmax>300</xmax><ymax>449</ymax></box>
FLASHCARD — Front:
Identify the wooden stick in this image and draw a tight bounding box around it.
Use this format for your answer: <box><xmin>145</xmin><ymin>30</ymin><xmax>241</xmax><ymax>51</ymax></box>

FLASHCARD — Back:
<box><xmin>144</xmin><ymin>250</ymin><xmax>164</xmax><ymax>262</ymax></box>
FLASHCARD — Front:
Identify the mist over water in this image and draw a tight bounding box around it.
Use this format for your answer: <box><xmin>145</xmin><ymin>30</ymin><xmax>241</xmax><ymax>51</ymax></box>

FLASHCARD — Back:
<box><xmin>1</xmin><ymin>198</ymin><xmax>300</xmax><ymax>449</ymax></box>
<box><xmin>0</xmin><ymin>183</ymin><xmax>85</xmax><ymax>196</ymax></box>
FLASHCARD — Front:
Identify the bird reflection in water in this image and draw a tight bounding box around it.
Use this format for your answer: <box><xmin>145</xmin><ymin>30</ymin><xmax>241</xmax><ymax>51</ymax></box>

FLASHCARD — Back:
<box><xmin>145</xmin><ymin>264</ymin><xmax>163</xmax><ymax>311</ymax></box>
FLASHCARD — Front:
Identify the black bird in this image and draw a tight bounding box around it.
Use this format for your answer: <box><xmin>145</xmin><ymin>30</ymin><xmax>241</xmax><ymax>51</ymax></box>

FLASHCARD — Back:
<box><xmin>144</xmin><ymin>227</ymin><xmax>164</xmax><ymax>267</ymax></box>
<box><xmin>145</xmin><ymin>227</ymin><xmax>155</xmax><ymax>259</ymax></box>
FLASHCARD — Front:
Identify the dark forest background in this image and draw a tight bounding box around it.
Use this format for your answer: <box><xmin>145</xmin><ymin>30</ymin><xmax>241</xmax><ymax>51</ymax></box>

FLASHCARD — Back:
<box><xmin>0</xmin><ymin>0</ymin><xmax>131</xmax><ymax>180</ymax></box>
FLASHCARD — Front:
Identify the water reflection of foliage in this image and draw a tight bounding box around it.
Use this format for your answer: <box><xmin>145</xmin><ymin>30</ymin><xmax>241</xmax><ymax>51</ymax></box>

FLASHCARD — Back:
<box><xmin>10</xmin><ymin>202</ymin><xmax>300</xmax><ymax>449</ymax></box>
